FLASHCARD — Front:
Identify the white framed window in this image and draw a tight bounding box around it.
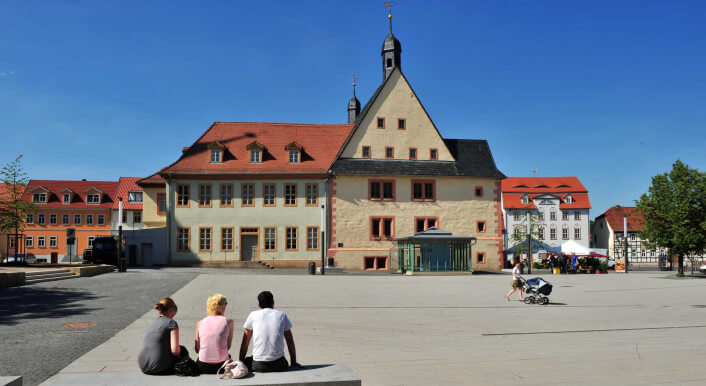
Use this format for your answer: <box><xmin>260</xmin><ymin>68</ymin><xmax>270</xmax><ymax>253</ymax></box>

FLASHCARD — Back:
<box><xmin>63</xmin><ymin>193</ymin><xmax>71</xmax><ymax>204</ymax></box>
<box><xmin>289</xmin><ymin>150</ymin><xmax>300</xmax><ymax>164</ymax></box>
<box><xmin>33</xmin><ymin>193</ymin><xmax>47</xmax><ymax>203</ymax></box>
<box><xmin>565</xmin><ymin>194</ymin><xmax>573</xmax><ymax>204</ymax></box>
<box><xmin>210</xmin><ymin>149</ymin><xmax>222</xmax><ymax>163</ymax></box>
<box><xmin>87</xmin><ymin>194</ymin><xmax>101</xmax><ymax>204</ymax></box>
<box><xmin>37</xmin><ymin>213</ymin><xmax>45</xmax><ymax>225</ymax></box>
<box><xmin>574</xmin><ymin>224</ymin><xmax>581</xmax><ymax>240</ymax></box>
<box><xmin>513</xmin><ymin>212</ymin><xmax>521</xmax><ymax>221</ymax></box>
<box><xmin>574</xmin><ymin>211</ymin><xmax>580</xmax><ymax>220</ymax></box>
<box><xmin>97</xmin><ymin>214</ymin><xmax>105</xmax><ymax>225</ymax></box>
<box><xmin>50</xmin><ymin>214</ymin><xmax>57</xmax><ymax>225</ymax></box>
<box><xmin>37</xmin><ymin>236</ymin><xmax>45</xmax><ymax>248</ymax></box>
<box><xmin>86</xmin><ymin>214</ymin><xmax>94</xmax><ymax>225</ymax></box>
<box><xmin>562</xmin><ymin>211</ymin><xmax>569</xmax><ymax>221</ymax></box>
<box><xmin>25</xmin><ymin>214</ymin><xmax>34</xmax><ymax>224</ymax></box>
<box><xmin>250</xmin><ymin>149</ymin><xmax>262</xmax><ymax>163</ymax></box>
<box><xmin>550</xmin><ymin>208</ymin><xmax>556</xmax><ymax>221</ymax></box>
<box><xmin>88</xmin><ymin>236</ymin><xmax>95</xmax><ymax>248</ymax></box>
<box><xmin>550</xmin><ymin>225</ymin><xmax>557</xmax><ymax>240</ymax></box>
<box><xmin>62</xmin><ymin>214</ymin><xmax>70</xmax><ymax>225</ymax></box>
<box><xmin>49</xmin><ymin>236</ymin><xmax>57</xmax><ymax>248</ymax></box>
<box><xmin>538</xmin><ymin>227</ymin><xmax>545</xmax><ymax>240</ymax></box>
<box><xmin>74</xmin><ymin>214</ymin><xmax>82</xmax><ymax>225</ymax></box>
<box><xmin>128</xmin><ymin>191</ymin><xmax>143</xmax><ymax>203</ymax></box>
<box><xmin>538</xmin><ymin>210</ymin><xmax>544</xmax><ymax>221</ymax></box>
<box><xmin>134</xmin><ymin>211</ymin><xmax>141</xmax><ymax>224</ymax></box>
<box><xmin>521</xmin><ymin>195</ymin><xmax>529</xmax><ymax>204</ymax></box>
<box><xmin>630</xmin><ymin>233</ymin><xmax>636</xmax><ymax>241</ymax></box>
<box><xmin>562</xmin><ymin>224</ymin><xmax>569</xmax><ymax>240</ymax></box>
<box><xmin>25</xmin><ymin>236</ymin><xmax>33</xmax><ymax>248</ymax></box>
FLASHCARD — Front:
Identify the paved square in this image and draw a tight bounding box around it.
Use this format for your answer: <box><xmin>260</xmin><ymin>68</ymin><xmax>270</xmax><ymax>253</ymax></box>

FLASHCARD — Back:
<box><xmin>45</xmin><ymin>269</ymin><xmax>706</xmax><ymax>385</ymax></box>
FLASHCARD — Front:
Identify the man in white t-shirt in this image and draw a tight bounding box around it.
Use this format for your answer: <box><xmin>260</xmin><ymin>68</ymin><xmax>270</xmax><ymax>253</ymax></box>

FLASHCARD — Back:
<box><xmin>239</xmin><ymin>291</ymin><xmax>300</xmax><ymax>372</ymax></box>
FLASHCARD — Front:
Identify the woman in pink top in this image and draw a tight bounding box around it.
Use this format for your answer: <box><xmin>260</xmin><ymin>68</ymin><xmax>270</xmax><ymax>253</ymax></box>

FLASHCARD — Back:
<box><xmin>194</xmin><ymin>293</ymin><xmax>235</xmax><ymax>374</ymax></box>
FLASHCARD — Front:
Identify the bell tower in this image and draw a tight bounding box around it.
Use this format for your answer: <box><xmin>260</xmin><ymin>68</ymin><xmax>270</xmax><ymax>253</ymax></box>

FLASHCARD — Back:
<box><xmin>381</xmin><ymin>6</ymin><xmax>402</xmax><ymax>81</ymax></box>
<box><xmin>347</xmin><ymin>78</ymin><xmax>361</xmax><ymax>124</ymax></box>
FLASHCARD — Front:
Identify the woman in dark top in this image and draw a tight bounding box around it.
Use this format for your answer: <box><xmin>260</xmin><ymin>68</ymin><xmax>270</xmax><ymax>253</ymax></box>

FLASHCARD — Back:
<box><xmin>137</xmin><ymin>298</ymin><xmax>185</xmax><ymax>374</ymax></box>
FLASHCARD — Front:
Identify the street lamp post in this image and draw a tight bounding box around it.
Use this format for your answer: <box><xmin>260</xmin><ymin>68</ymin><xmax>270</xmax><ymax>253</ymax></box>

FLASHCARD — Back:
<box><xmin>624</xmin><ymin>215</ymin><xmax>629</xmax><ymax>274</ymax></box>
<box><xmin>526</xmin><ymin>212</ymin><xmax>532</xmax><ymax>274</ymax></box>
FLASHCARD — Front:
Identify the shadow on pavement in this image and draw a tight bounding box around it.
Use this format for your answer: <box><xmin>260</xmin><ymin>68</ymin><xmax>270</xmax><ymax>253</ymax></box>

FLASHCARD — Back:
<box><xmin>0</xmin><ymin>286</ymin><xmax>98</xmax><ymax>326</ymax></box>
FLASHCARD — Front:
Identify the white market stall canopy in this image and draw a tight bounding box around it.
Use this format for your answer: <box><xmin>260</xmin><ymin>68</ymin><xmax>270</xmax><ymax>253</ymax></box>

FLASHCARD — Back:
<box><xmin>560</xmin><ymin>240</ymin><xmax>592</xmax><ymax>255</ymax></box>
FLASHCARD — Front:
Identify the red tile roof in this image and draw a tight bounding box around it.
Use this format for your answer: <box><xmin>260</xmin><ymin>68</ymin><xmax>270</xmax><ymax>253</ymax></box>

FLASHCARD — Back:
<box><xmin>598</xmin><ymin>206</ymin><xmax>643</xmax><ymax>232</ymax></box>
<box><xmin>137</xmin><ymin>173</ymin><xmax>165</xmax><ymax>187</ymax></box>
<box><xmin>501</xmin><ymin>176</ymin><xmax>590</xmax><ymax>209</ymax></box>
<box><xmin>159</xmin><ymin>122</ymin><xmax>354</xmax><ymax>176</ymax></box>
<box><xmin>113</xmin><ymin>177</ymin><xmax>143</xmax><ymax>210</ymax></box>
<box><xmin>24</xmin><ymin>180</ymin><xmax>118</xmax><ymax>209</ymax></box>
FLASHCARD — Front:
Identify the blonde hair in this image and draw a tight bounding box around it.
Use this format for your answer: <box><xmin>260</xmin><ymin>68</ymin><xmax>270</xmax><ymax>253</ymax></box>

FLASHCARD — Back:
<box><xmin>154</xmin><ymin>298</ymin><xmax>177</xmax><ymax>314</ymax></box>
<box><xmin>207</xmin><ymin>293</ymin><xmax>227</xmax><ymax>315</ymax></box>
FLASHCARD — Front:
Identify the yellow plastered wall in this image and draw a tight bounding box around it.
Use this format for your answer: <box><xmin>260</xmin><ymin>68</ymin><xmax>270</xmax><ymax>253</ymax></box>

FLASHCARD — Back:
<box><xmin>330</xmin><ymin>175</ymin><xmax>503</xmax><ymax>271</ymax></box>
<box><xmin>340</xmin><ymin>70</ymin><xmax>454</xmax><ymax>161</ymax></box>
<box><xmin>142</xmin><ymin>186</ymin><xmax>166</xmax><ymax>229</ymax></box>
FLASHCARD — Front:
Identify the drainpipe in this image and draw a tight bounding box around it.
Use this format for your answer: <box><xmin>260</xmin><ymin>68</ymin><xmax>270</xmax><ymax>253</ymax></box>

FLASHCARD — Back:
<box><xmin>166</xmin><ymin>173</ymin><xmax>173</xmax><ymax>265</ymax></box>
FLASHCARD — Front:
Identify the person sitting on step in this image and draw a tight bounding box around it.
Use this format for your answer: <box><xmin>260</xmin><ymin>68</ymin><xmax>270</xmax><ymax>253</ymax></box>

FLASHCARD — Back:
<box><xmin>195</xmin><ymin>293</ymin><xmax>235</xmax><ymax>374</ymax></box>
<box><xmin>138</xmin><ymin>298</ymin><xmax>189</xmax><ymax>374</ymax></box>
<box><xmin>239</xmin><ymin>291</ymin><xmax>300</xmax><ymax>372</ymax></box>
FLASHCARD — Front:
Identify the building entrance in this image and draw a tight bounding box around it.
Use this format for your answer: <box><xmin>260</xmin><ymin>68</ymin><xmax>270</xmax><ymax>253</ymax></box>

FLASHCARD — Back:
<box><xmin>240</xmin><ymin>228</ymin><xmax>258</xmax><ymax>261</ymax></box>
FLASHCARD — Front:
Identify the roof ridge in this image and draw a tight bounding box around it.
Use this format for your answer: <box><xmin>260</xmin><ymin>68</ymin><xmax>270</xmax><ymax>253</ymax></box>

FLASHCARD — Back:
<box><xmin>212</xmin><ymin>121</ymin><xmax>353</xmax><ymax>127</ymax></box>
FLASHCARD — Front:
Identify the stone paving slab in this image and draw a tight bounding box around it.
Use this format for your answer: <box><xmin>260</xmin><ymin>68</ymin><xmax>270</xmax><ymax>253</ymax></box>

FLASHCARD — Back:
<box><xmin>43</xmin><ymin>269</ymin><xmax>706</xmax><ymax>385</ymax></box>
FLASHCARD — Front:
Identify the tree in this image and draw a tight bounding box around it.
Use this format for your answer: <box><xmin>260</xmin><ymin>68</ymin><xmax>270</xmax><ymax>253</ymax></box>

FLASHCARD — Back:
<box><xmin>509</xmin><ymin>208</ymin><xmax>544</xmax><ymax>261</ymax></box>
<box><xmin>635</xmin><ymin>160</ymin><xmax>706</xmax><ymax>277</ymax></box>
<box><xmin>0</xmin><ymin>156</ymin><xmax>35</xmax><ymax>262</ymax></box>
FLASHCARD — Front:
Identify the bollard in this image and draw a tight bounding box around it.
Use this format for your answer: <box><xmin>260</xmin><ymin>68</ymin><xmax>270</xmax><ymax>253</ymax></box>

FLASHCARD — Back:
<box><xmin>308</xmin><ymin>262</ymin><xmax>316</xmax><ymax>275</ymax></box>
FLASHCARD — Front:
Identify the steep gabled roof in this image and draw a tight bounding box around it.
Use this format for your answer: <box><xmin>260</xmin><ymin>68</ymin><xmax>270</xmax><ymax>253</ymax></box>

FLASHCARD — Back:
<box><xmin>596</xmin><ymin>206</ymin><xmax>643</xmax><ymax>232</ymax></box>
<box><xmin>333</xmin><ymin>67</ymin><xmax>453</xmax><ymax>162</ymax></box>
<box><xmin>157</xmin><ymin>122</ymin><xmax>353</xmax><ymax>177</ymax></box>
<box><xmin>501</xmin><ymin>177</ymin><xmax>587</xmax><ymax>193</ymax></box>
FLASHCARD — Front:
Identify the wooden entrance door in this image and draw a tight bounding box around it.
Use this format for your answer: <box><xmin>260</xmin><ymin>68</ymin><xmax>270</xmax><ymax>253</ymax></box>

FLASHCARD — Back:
<box><xmin>240</xmin><ymin>228</ymin><xmax>259</xmax><ymax>261</ymax></box>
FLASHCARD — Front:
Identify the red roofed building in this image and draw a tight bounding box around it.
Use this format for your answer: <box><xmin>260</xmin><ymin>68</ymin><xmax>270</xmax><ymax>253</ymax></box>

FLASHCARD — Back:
<box><xmin>22</xmin><ymin>179</ymin><xmax>118</xmax><ymax>262</ymax></box>
<box><xmin>592</xmin><ymin>205</ymin><xmax>669</xmax><ymax>262</ymax></box>
<box><xmin>141</xmin><ymin>121</ymin><xmax>354</xmax><ymax>266</ymax></box>
<box><xmin>501</xmin><ymin>177</ymin><xmax>591</xmax><ymax>265</ymax></box>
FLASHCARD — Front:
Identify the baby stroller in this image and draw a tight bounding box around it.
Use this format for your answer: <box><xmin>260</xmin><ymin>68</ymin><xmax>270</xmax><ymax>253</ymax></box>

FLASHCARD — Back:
<box><xmin>522</xmin><ymin>277</ymin><xmax>553</xmax><ymax>305</ymax></box>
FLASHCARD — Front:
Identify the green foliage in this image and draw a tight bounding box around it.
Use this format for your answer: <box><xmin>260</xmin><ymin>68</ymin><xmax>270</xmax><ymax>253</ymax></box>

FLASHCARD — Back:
<box><xmin>599</xmin><ymin>260</ymin><xmax>608</xmax><ymax>272</ymax></box>
<box><xmin>635</xmin><ymin>160</ymin><xmax>706</xmax><ymax>277</ymax></box>
<box><xmin>0</xmin><ymin>155</ymin><xmax>36</xmax><ymax>234</ymax></box>
<box><xmin>533</xmin><ymin>261</ymin><xmax>542</xmax><ymax>270</ymax></box>
<box><xmin>509</xmin><ymin>208</ymin><xmax>543</xmax><ymax>256</ymax></box>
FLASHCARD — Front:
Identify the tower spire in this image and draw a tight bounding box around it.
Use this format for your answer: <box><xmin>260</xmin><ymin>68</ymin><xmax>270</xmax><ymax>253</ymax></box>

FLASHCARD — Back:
<box><xmin>347</xmin><ymin>77</ymin><xmax>361</xmax><ymax>124</ymax></box>
<box><xmin>381</xmin><ymin>2</ymin><xmax>402</xmax><ymax>81</ymax></box>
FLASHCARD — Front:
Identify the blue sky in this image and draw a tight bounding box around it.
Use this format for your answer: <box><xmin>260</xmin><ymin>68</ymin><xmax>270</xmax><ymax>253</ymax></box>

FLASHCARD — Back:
<box><xmin>1</xmin><ymin>0</ymin><xmax>704</xmax><ymax>218</ymax></box>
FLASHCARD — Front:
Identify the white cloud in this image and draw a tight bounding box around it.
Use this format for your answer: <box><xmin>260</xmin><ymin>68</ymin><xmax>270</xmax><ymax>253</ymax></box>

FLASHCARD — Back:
<box><xmin>0</xmin><ymin>71</ymin><xmax>16</xmax><ymax>77</ymax></box>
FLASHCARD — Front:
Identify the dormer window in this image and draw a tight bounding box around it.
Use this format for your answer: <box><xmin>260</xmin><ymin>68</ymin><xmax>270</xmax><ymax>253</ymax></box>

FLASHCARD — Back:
<box><xmin>565</xmin><ymin>194</ymin><xmax>573</xmax><ymax>204</ymax></box>
<box><xmin>284</xmin><ymin>142</ymin><xmax>303</xmax><ymax>164</ymax></box>
<box><xmin>521</xmin><ymin>195</ymin><xmax>530</xmax><ymax>204</ymax></box>
<box><xmin>289</xmin><ymin>150</ymin><xmax>300</xmax><ymax>164</ymax></box>
<box><xmin>208</xmin><ymin>142</ymin><xmax>225</xmax><ymax>164</ymax></box>
<box><xmin>128</xmin><ymin>191</ymin><xmax>143</xmax><ymax>203</ymax></box>
<box><xmin>210</xmin><ymin>149</ymin><xmax>222</xmax><ymax>163</ymax></box>
<box><xmin>250</xmin><ymin>150</ymin><xmax>261</xmax><ymax>163</ymax></box>
<box><xmin>246</xmin><ymin>141</ymin><xmax>265</xmax><ymax>164</ymax></box>
<box><xmin>86</xmin><ymin>194</ymin><xmax>101</xmax><ymax>204</ymax></box>
<box><xmin>63</xmin><ymin>194</ymin><xmax>71</xmax><ymax>204</ymax></box>
<box><xmin>33</xmin><ymin>193</ymin><xmax>47</xmax><ymax>203</ymax></box>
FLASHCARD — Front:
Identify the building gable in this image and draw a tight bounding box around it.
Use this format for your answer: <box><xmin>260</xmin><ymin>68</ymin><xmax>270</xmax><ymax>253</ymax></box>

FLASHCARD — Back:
<box><xmin>339</xmin><ymin>69</ymin><xmax>454</xmax><ymax>161</ymax></box>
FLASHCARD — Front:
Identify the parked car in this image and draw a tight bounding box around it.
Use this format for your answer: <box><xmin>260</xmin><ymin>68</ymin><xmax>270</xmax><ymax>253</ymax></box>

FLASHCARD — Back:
<box><xmin>699</xmin><ymin>264</ymin><xmax>706</xmax><ymax>275</ymax></box>
<box><xmin>84</xmin><ymin>236</ymin><xmax>118</xmax><ymax>265</ymax></box>
<box><xmin>2</xmin><ymin>253</ymin><xmax>37</xmax><ymax>264</ymax></box>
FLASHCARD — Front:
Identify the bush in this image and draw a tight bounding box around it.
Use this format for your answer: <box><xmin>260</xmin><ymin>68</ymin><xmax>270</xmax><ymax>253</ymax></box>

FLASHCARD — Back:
<box><xmin>600</xmin><ymin>260</ymin><xmax>608</xmax><ymax>272</ymax></box>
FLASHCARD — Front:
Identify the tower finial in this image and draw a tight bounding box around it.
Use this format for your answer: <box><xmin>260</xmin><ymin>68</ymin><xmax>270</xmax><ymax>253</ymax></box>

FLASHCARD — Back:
<box><xmin>351</xmin><ymin>76</ymin><xmax>357</xmax><ymax>96</ymax></box>
<box><xmin>384</xmin><ymin>2</ymin><xmax>395</xmax><ymax>33</ymax></box>
<box><xmin>347</xmin><ymin>76</ymin><xmax>361</xmax><ymax>124</ymax></box>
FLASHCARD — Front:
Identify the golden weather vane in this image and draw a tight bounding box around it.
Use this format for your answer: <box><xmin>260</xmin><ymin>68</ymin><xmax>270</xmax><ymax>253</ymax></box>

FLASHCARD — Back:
<box><xmin>384</xmin><ymin>1</ymin><xmax>399</xmax><ymax>33</ymax></box>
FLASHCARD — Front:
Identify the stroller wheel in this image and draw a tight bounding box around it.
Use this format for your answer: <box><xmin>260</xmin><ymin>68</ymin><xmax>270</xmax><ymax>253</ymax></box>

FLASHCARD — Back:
<box><xmin>538</xmin><ymin>297</ymin><xmax>549</xmax><ymax>305</ymax></box>
<box><xmin>524</xmin><ymin>296</ymin><xmax>535</xmax><ymax>304</ymax></box>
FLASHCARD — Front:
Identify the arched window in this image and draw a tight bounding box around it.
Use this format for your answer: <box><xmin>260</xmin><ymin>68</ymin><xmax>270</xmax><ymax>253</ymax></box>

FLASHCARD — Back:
<box><xmin>562</xmin><ymin>224</ymin><xmax>569</xmax><ymax>240</ymax></box>
<box><xmin>550</xmin><ymin>207</ymin><xmax>557</xmax><ymax>221</ymax></box>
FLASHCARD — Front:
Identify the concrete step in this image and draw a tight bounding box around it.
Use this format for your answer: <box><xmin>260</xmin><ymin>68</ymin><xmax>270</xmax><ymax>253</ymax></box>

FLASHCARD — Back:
<box><xmin>24</xmin><ymin>270</ymin><xmax>77</xmax><ymax>284</ymax></box>
<box><xmin>196</xmin><ymin>261</ymin><xmax>274</xmax><ymax>269</ymax></box>
<box><xmin>25</xmin><ymin>269</ymin><xmax>71</xmax><ymax>278</ymax></box>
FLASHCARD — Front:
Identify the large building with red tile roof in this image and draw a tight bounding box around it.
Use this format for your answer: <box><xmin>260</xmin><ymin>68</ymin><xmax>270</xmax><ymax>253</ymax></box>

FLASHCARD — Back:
<box><xmin>22</xmin><ymin>179</ymin><xmax>118</xmax><ymax>262</ymax></box>
<box><xmin>140</xmin><ymin>121</ymin><xmax>354</xmax><ymax>266</ymax></box>
<box><xmin>592</xmin><ymin>205</ymin><xmax>669</xmax><ymax>262</ymax></box>
<box><xmin>501</xmin><ymin>176</ymin><xmax>591</xmax><ymax>264</ymax></box>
